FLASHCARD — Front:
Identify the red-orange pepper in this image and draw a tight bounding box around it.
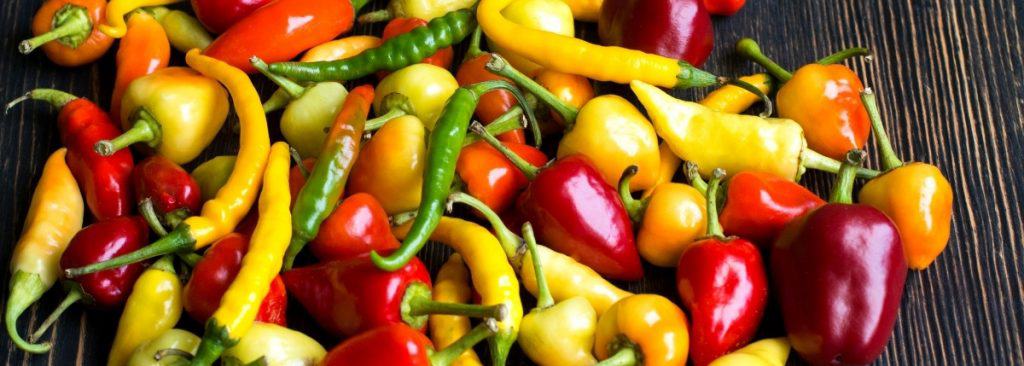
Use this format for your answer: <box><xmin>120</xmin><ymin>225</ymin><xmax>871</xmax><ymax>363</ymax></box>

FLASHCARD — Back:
<box><xmin>110</xmin><ymin>11</ymin><xmax>170</xmax><ymax>125</ymax></box>
<box><xmin>20</xmin><ymin>0</ymin><xmax>114</xmax><ymax>67</ymax></box>
<box><xmin>455</xmin><ymin>29</ymin><xmax>524</xmax><ymax>143</ymax></box>
<box><xmin>456</xmin><ymin>141</ymin><xmax>548</xmax><ymax>216</ymax></box>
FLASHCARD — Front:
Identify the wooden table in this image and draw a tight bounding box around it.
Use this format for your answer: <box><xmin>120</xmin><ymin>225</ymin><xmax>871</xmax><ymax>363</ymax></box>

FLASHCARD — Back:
<box><xmin>1</xmin><ymin>1</ymin><xmax>1020</xmax><ymax>365</ymax></box>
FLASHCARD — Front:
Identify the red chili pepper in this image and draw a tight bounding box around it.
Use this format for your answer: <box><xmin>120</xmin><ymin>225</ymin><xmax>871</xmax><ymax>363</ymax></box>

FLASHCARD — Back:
<box><xmin>378</xmin><ymin>17</ymin><xmax>454</xmax><ymax>77</ymax></box>
<box><xmin>456</xmin><ymin>53</ymin><xmax>524</xmax><ymax>143</ymax></box>
<box><xmin>703</xmin><ymin>0</ymin><xmax>745</xmax><ymax>16</ymax></box>
<box><xmin>310</xmin><ymin>193</ymin><xmax>400</xmax><ymax>262</ymax></box>
<box><xmin>7</xmin><ymin>89</ymin><xmax>134</xmax><ymax>220</ymax></box>
<box><xmin>456</xmin><ymin>141</ymin><xmax>547</xmax><ymax>215</ymax></box>
<box><xmin>288</xmin><ymin>157</ymin><xmax>316</xmax><ymax>205</ymax></box>
<box><xmin>203</xmin><ymin>0</ymin><xmax>359</xmax><ymax>73</ymax></box>
<box><xmin>133</xmin><ymin>155</ymin><xmax>201</xmax><ymax>234</ymax></box>
<box><xmin>716</xmin><ymin>170</ymin><xmax>825</xmax><ymax>247</ymax></box>
<box><xmin>110</xmin><ymin>11</ymin><xmax>169</xmax><ymax>126</ymax></box>
<box><xmin>191</xmin><ymin>0</ymin><xmax>275</xmax><ymax>34</ymax></box>
<box><xmin>182</xmin><ymin>233</ymin><xmax>288</xmax><ymax>326</ymax></box>
<box><xmin>321</xmin><ymin>321</ymin><xmax>497</xmax><ymax>366</ymax></box>
<box><xmin>598</xmin><ymin>0</ymin><xmax>714</xmax><ymax>67</ymax></box>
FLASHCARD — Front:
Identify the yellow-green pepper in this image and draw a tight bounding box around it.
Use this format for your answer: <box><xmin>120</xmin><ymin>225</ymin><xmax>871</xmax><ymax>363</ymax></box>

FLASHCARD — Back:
<box><xmin>221</xmin><ymin>322</ymin><xmax>326</xmax><ymax>366</ymax></box>
<box><xmin>374</xmin><ymin>64</ymin><xmax>458</xmax><ymax>130</ymax></box>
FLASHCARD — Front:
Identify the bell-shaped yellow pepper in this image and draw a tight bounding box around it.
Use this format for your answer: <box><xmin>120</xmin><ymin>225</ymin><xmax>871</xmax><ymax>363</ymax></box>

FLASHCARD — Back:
<box><xmin>221</xmin><ymin>322</ymin><xmax>326</xmax><ymax>366</ymax></box>
<box><xmin>430</xmin><ymin>254</ymin><xmax>483</xmax><ymax>366</ymax></box>
<box><xmin>620</xmin><ymin>166</ymin><xmax>706</xmax><ymax>267</ymax></box>
<box><xmin>708</xmin><ymin>337</ymin><xmax>790</xmax><ymax>366</ymax></box>
<box><xmin>98</xmin><ymin>66</ymin><xmax>229</xmax><ymax>164</ymax></box>
<box><xmin>595</xmin><ymin>294</ymin><xmax>690</xmax><ymax>366</ymax></box>
<box><xmin>348</xmin><ymin>115</ymin><xmax>426</xmax><ymax>215</ymax></box>
<box><xmin>488</xmin><ymin>0</ymin><xmax>575</xmax><ymax>76</ymax></box>
<box><xmin>107</xmin><ymin>255</ymin><xmax>181</xmax><ymax>366</ymax></box>
<box><xmin>374</xmin><ymin>64</ymin><xmax>459</xmax><ymax>130</ymax></box>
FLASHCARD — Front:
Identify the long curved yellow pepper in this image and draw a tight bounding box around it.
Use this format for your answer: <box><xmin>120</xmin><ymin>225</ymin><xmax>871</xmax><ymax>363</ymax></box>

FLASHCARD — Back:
<box><xmin>709</xmin><ymin>337</ymin><xmax>791</xmax><ymax>366</ymax></box>
<box><xmin>107</xmin><ymin>256</ymin><xmax>182</xmax><ymax>366</ymax></box>
<box><xmin>394</xmin><ymin>217</ymin><xmax>523</xmax><ymax>366</ymax></box>
<box><xmin>556</xmin><ymin>0</ymin><xmax>601</xmax><ymax>21</ymax></box>
<box><xmin>478</xmin><ymin>0</ymin><xmax>716</xmax><ymax>89</ymax></box>
<box><xmin>488</xmin><ymin>0</ymin><xmax>575</xmax><ymax>76</ymax></box>
<box><xmin>99</xmin><ymin>0</ymin><xmax>183</xmax><ymax>38</ymax></box>
<box><xmin>4</xmin><ymin>148</ymin><xmax>83</xmax><ymax>354</ymax></box>
<box><xmin>430</xmin><ymin>254</ymin><xmax>483</xmax><ymax>366</ymax></box>
<box><xmin>190</xmin><ymin>142</ymin><xmax>292</xmax><ymax>366</ymax></box>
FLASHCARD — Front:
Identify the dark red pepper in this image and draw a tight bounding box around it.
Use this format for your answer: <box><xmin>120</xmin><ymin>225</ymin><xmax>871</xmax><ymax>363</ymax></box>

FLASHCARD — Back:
<box><xmin>182</xmin><ymin>233</ymin><xmax>288</xmax><ymax>326</ymax></box>
<box><xmin>772</xmin><ymin>151</ymin><xmax>907</xmax><ymax>365</ymax></box>
<box><xmin>598</xmin><ymin>0</ymin><xmax>714</xmax><ymax>67</ymax></box>
<box><xmin>191</xmin><ymin>0</ymin><xmax>275</xmax><ymax>34</ymax></box>
<box><xmin>456</xmin><ymin>141</ymin><xmax>548</xmax><ymax>216</ymax></box>
<box><xmin>320</xmin><ymin>321</ymin><xmax>498</xmax><ymax>366</ymax></box>
<box><xmin>310</xmin><ymin>193</ymin><xmax>400</xmax><ymax>262</ymax></box>
<box><xmin>7</xmin><ymin>89</ymin><xmax>134</xmax><ymax>220</ymax></box>
<box><xmin>675</xmin><ymin>169</ymin><xmax>768</xmax><ymax>366</ymax></box>
<box><xmin>132</xmin><ymin>155</ymin><xmax>201</xmax><ymax>235</ymax></box>
<box><xmin>379</xmin><ymin>17</ymin><xmax>454</xmax><ymax>76</ymax></box>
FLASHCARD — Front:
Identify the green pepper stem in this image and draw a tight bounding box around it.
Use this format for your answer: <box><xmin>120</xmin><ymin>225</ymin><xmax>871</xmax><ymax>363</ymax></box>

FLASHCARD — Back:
<box><xmin>19</xmin><ymin>5</ymin><xmax>92</xmax><ymax>54</ymax></box>
<box><xmin>262</xmin><ymin>88</ymin><xmax>292</xmax><ymax>114</ymax></box>
<box><xmin>485</xmin><ymin>53</ymin><xmax>578</xmax><ymax>127</ymax></box>
<box><xmin>190</xmin><ymin>322</ymin><xmax>231</xmax><ymax>366</ymax></box>
<box><xmin>357</xmin><ymin>8</ymin><xmax>392</xmax><ymax>24</ymax></box>
<box><xmin>469</xmin><ymin>121</ymin><xmax>540</xmax><ymax>179</ymax></box>
<box><xmin>366</xmin><ymin>93</ymin><xmax>416</xmax><ymax>131</ymax></box>
<box><xmin>461</xmin><ymin>106</ymin><xmax>526</xmax><ymax>147</ymax></box>
<box><xmin>429</xmin><ymin>319</ymin><xmax>499</xmax><ymax>366</ymax></box>
<box><xmin>65</xmin><ymin>225</ymin><xmax>196</xmax><ymax>278</ymax></box>
<box><xmin>817</xmin><ymin>47</ymin><xmax>871</xmax><ymax>65</ymax></box>
<box><xmin>595</xmin><ymin>346</ymin><xmax>639</xmax><ymax>366</ymax></box>
<box><xmin>736</xmin><ymin>38</ymin><xmax>793</xmax><ymax>82</ymax></box>
<box><xmin>718</xmin><ymin>77</ymin><xmax>774</xmax><ymax>117</ymax></box>
<box><xmin>447</xmin><ymin>192</ymin><xmax>522</xmax><ymax>259</ymax></box>
<box><xmin>522</xmin><ymin>223</ymin><xmax>554</xmax><ymax>308</ymax></box>
<box><xmin>289</xmin><ymin>147</ymin><xmax>309</xmax><ymax>178</ymax></box>
<box><xmin>31</xmin><ymin>288</ymin><xmax>82</xmax><ymax>341</ymax></box>
<box><xmin>829</xmin><ymin>150</ymin><xmax>865</xmax><ymax>204</ymax></box>
<box><xmin>251</xmin><ymin>56</ymin><xmax>306</xmax><ymax>99</ymax></box>
<box><xmin>150</xmin><ymin>255</ymin><xmax>177</xmax><ymax>273</ymax></box>
<box><xmin>364</xmin><ymin>108</ymin><xmax>405</xmax><ymax>131</ymax></box>
<box><xmin>685</xmin><ymin>161</ymin><xmax>708</xmax><ymax>195</ymax></box>
<box><xmin>95</xmin><ymin>110</ymin><xmax>162</xmax><ymax>156</ymax></box>
<box><xmin>5</xmin><ymin>271</ymin><xmax>52</xmax><ymax>353</ymax></box>
<box><xmin>675</xmin><ymin>61</ymin><xmax>719</xmax><ymax>90</ymax></box>
<box><xmin>140</xmin><ymin>198</ymin><xmax>170</xmax><ymax>236</ymax></box>
<box><xmin>402</xmin><ymin>282</ymin><xmax>509</xmax><ymax>330</ymax></box>
<box><xmin>177</xmin><ymin>252</ymin><xmax>203</xmax><ymax>268</ymax></box>
<box><xmin>617</xmin><ymin>166</ymin><xmax>649</xmax><ymax>223</ymax></box>
<box><xmin>464</xmin><ymin>26</ymin><xmax>484</xmax><ymax>59</ymax></box>
<box><xmin>861</xmin><ymin>88</ymin><xmax>904</xmax><ymax>171</ymax></box>
<box><xmin>704</xmin><ymin>169</ymin><xmax>726</xmax><ymax>237</ymax></box>
<box><xmin>801</xmin><ymin>149</ymin><xmax>880</xmax><ymax>179</ymax></box>
<box><xmin>165</xmin><ymin>209</ymin><xmax>188</xmax><ymax>230</ymax></box>
<box><xmin>6</xmin><ymin>88</ymin><xmax>78</xmax><ymax>112</ymax></box>
<box><xmin>465</xmin><ymin>79</ymin><xmax>541</xmax><ymax>147</ymax></box>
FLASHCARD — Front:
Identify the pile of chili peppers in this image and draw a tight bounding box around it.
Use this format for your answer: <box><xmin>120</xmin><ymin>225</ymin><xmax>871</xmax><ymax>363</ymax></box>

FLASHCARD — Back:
<box><xmin>5</xmin><ymin>0</ymin><xmax>955</xmax><ymax>365</ymax></box>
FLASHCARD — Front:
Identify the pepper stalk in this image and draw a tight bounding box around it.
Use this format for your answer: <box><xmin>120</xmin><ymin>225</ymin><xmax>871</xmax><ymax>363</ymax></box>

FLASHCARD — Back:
<box><xmin>19</xmin><ymin>4</ymin><xmax>92</xmax><ymax>54</ymax></box>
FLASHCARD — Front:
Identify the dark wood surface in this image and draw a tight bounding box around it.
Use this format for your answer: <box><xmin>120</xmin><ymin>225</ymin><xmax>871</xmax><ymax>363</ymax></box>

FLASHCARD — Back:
<box><xmin>2</xmin><ymin>0</ymin><xmax>1022</xmax><ymax>365</ymax></box>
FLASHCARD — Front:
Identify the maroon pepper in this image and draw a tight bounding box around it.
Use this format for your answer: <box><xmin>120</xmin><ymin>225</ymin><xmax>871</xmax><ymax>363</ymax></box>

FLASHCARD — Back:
<box><xmin>7</xmin><ymin>88</ymin><xmax>134</xmax><ymax>220</ymax></box>
<box><xmin>133</xmin><ymin>155</ymin><xmax>202</xmax><ymax>235</ymax></box>
<box><xmin>772</xmin><ymin>151</ymin><xmax>907</xmax><ymax>365</ymax></box>
<box><xmin>598</xmin><ymin>0</ymin><xmax>715</xmax><ymax>67</ymax></box>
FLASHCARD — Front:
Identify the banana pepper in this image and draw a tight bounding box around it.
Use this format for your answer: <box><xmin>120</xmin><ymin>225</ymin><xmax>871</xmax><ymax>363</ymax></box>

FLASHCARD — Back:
<box><xmin>107</xmin><ymin>256</ymin><xmax>182</xmax><ymax>366</ymax></box>
<box><xmin>431</xmin><ymin>254</ymin><xmax>483</xmax><ymax>366</ymax></box>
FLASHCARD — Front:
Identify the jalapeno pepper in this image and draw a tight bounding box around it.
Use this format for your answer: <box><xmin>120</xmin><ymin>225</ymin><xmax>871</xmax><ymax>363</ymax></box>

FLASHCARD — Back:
<box><xmin>19</xmin><ymin>0</ymin><xmax>113</xmax><ymax>66</ymax></box>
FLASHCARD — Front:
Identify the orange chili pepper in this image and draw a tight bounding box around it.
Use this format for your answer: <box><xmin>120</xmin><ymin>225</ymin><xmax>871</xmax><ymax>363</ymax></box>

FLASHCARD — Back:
<box><xmin>595</xmin><ymin>294</ymin><xmax>690</xmax><ymax>366</ymax></box>
<box><xmin>300</xmin><ymin>35</ymin><xmax>382</xmax><ymax>63</ymax></box>
<box><xmin>456</xmin><ymin>141</ymin><xmax>548</xmax><ymax>215</ymax></box>
<box><xmin>20</xmin><ymin>0</ymin><xmax>114</xmax><ymax>67</ymax></box>
<box><xmin>110</xmin><ymin>11</ymin><xmax>170</xmax><ymax>125</ymax></box>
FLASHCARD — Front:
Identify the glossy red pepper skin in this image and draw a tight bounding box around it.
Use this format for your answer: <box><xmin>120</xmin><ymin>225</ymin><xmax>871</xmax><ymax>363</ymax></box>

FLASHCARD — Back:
<box><xmin>191</xmin><ymin>0</ymin><xmax>275</xmax><ymax>34</ymax></box>
<box><xmin>516</xmin><ymin>155</ymin><xmax>643</xmax><ymax>280</ymax></box>
<box><xmin>59</xmin><ymin>217</ymin><xmax>149</xmax><ymax>307</ymax></box>
<box><xmin>455</xmin><ymin>54</ymin><xmax>524</xmax><ymax>143</ymax></box>
<box><xmin>457</xmin><ymin>141</ymin><xmax>548</xmax><ymax>215</ymax></box>
<box><xmin>321</xmin><ymin>324</ymin><xmax>433</xmax><ymax>366</ymax></box>
<box><xmin>379</xmin><ymin>17</ymin><xmax>454</xmax><ymax>75</ymax></box>
<box><xmin>598</xmin><ymin>0</ymin><xmax>714</xmax><ymax>67</ymax></box>
<box><xmin>132</xmin><ymin>155</ymin><xmax>202</xmax><ymax>216</ymax></box>
<box><xmin>203</xmin><ymin>0</ymin><xmax>355</xmax><ymax>73</ymax></box>
<box><xmin>282</xmin><ymin>254</ymin><xmax>432</xmax><ymax>337</ymax></box>
<box><xmin>676</xmin><ymin>236</ymin><xmax>768</xmax><ymax>366</ymax></box>
<box><xmin>288</xmin><ymin>158</ymin><xmax>317</xmax><ymax>205</ymax></box>
<box><xmin>57</xmin><ymin>97</ymin><xmax>135</xmax><ymax>220</ymax></box>
<box><xmin>183</xmin><ymin>233</ymin><xmax>288</xmax><ymax>325</ymax></box>
<box><xmin>772</xmin><ymin>204</ymin><xmax>906</xmax><ymax>365</ymax></box>
<box><xmin>310</xmin><ymin>193</ymin><xmax>399</xmax><ymax>262</ymax></box>
<box><xmin>719</xmin><ymin>172</ymin><xmax>825</xmax><ymax>248</ymax></box>
<box><xmin>703</xmin><ymin>0</ymin><xmax>744</xmax><ymax>16</ymax></box>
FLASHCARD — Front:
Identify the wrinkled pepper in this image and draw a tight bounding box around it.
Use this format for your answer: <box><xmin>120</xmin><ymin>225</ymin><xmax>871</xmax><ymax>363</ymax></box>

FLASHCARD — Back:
<box><xmin>347</xmin><ymin>114</ymin><xmax>427</xmax><ymax>215</ymax></box>
<box><xmin>20</xmin><ymin>0</ymin><xmax>113</xmax><ymax>66</ymax></box>
<box><xmin>618</xmin><ymin>166</ymin><xmax>706</xmax><ymax>267</ymax></box>
<box><xmin>321</xmin><ymin>322</ymin><xmax>499</xmax><ymax>366</ymax></box>
<box><xmin>430</xmin><ymin>254</ymin><xmax>483</xmax><ymax>366</ymax></box>
<box><xmin>220</xmin><ymin>322</ymin><xmax>326</xmax><ymax>366</ymax></box>
<box><xmin>107</xmin><ymin>256</ymin><xmax>181</xmax><ymax>366</ymax></box>
<box><xmin>110</xmin><ymin>10</ymin><xmax>170</xmax><ymax>126</ymax></box>
<box><xmin>598</xmin><ymin>0</ymin><xmax>714</xmax><ymax>67</ymax></box>
<box><xmin>488</xmin><ymin>0</ymin><xmax>575</xmax><ymax>76</ymax></box>
<box><xmin>310</xmin><ymin>193</ymin><xmax>401</xmax><ymax>262</ymax></box>
<box><xmin>133</xmin><ymin>155</ymin><xmax>201</xmax><ymax>235</ymax></box>
<box><xmin>709</xmin><ymin>338</ymin><xmax>790</xmax><ymax>366</ymax></box>
<box><xmin>358</xmin><ymin>0</ymin><xmax>477</xmax><ymax>23</ymax></box>
<box><xmin>183</xmin><ymin>234</ymin><xmax>288</xmax><ymax>326</ymax></box>
<box><xmin>594</xmin><ymin>294</ymin><xmax>690</xmax><ymax>366</ymax></box>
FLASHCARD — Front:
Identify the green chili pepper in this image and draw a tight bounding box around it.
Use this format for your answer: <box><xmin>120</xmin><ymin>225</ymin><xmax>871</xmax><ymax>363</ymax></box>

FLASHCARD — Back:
<box><xmin>253</xmin><ymin>58</ymin><xmax>349</xmax><ymax>158</ymax></box>
<box><xmin>370</xmin><ymin>80</ymin><xmax>538</xmax><ymax>271</ymax></box>
<box><xmin>267</xmin><ymin>9</ymin><xmax>475</xmax><ymax>82</ymax></box>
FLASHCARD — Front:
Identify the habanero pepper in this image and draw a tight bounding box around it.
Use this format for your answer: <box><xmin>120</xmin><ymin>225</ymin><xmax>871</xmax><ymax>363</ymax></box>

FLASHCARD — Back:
<box><xmin>19</xmin><ymin>0</ymin><xmax>113</xmax><ymax>67</ymax></box>
<box><xmin>381</xmin><ymin>17</ymin><xmax>455</xmax><ymax>73</ymax></box>
<box><xmin>262</xmin><ymin>35</ymin><xmax>381</xmax><ymax>114</ymax></box>
<box><xmin>190</xmin><ymin>0</ymin><xmax>274</xmax><ymax>33</ymax></box>
<box><xmin>183</xmin><ymin>234</ymin><xmax>288</xmax><ymax>326</ymax></box>
<box><xmin>431</xmin><ymin>254</ymin><xmax>484</xmax><ymax>366</ymax></box>
<box><xmin>457</xmin><ymin>141</ymin><xmax>548</xmax><ymax>216</ymax></box>
<box><xmin>618</xmin><ymin>166</ymin><xmax>706</xmax><ymax>267</ymax></box>
<box><xmin>107</xmin><ymin>256</ymin><xmax>181</xmax><ymax>366</ymax></box>
<box><xmin>7</xmin><ymin>89</ymin><xmax>134</xmax><ymax>220</ymax></box>
<box><xmin>133</xmin><ymin>155</ymin><xmax>202</xmax><ymax>235</ymax></box>
<box><xmin>598</xmin><ymin>0</ymin><xmax>714</xmax><ymax>67</ymax></box>
<box><xmin>594</xmin><ymin>294</ymin><xmax>691</xmax><ymax>366</ymax></box>
<box><xmin>97</xmin><ymin>0</ymin><xmax>183</xmax><ymax>38</ymax></box>
<box><xmin>65</xmin><ymin>49</ymin><xmax>272</xmax><ymax>278</ymax></box>
<box><xmin>4</xmin><ymin>149</ymin><xmax>83</xmax><ymax>354</ymax></box>
<box><xmin>321</xmin><ymin>321</ymin><xmax>499</xmax><ymax>366</ymax></box>
<box><xmin>110</xmin><ymin>10</ymin><xmax>170</xmax><ymax>126</ymax></box>
<box><xmin>358</xmin><ymin>0</ymin><xmax>477</xmax><ymax>23</ymax></box>
<box><xmin>309</xmin><ymin>193</ymin><xmax>401</xmax><ymax>262</ymax></box>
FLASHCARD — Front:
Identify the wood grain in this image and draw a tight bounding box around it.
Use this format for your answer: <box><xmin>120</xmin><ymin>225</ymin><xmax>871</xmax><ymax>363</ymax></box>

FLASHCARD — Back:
<box><xmin>1</xmin><ymin>0</ymin><xmax>1022</xmax><ymax>365</ymax></box>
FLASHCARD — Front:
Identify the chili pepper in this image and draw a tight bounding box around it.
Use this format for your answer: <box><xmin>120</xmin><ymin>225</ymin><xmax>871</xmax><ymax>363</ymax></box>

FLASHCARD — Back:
<box><xmin>489</xmin><ymin>0</ymin><xmax>575</xmax><ymax>76</ymax></box>
<box><xmin>348</xmin><ymin>115</ymin><xmax>427</xmax><ymax>215</ymax></box>
<box><xmin>19</xmin><ymin>0</ymin><xmax>113</xmax><ymax>67</ymax></box>
<box><xmin>676</xmin><ymin>169</ymin><xmax>769</xmax><ymax>366</ymax></box>
<box><xmin>202</xmin><ymin>0</ymin><xmax>361</xmax><ymax>73</ymax></box>
<box><xmin>617</xmin><ymin>166</ymin><xmax>706</xmax><ymax>267</ymax></box>
<box><xmin>631</xmin><ymin>79</ymin><xmax>880</xmax><ymax>181</ymax></box>
<box><xmin>594</xmin><ymin>294</ymin><xmax>690</xmax><ymax>366</ymax></box>
<box><xmin>858</xmin><ymin>89</ymin><xmax>953</xmax><ymax>269</ymax></box>
<box><xmin>97</xmin><ymin>0</ymin><xmax>182</xmax><ymax>38</ymax></box>
<box><xmin>479</xmin><ymin>0</ymin><xmax>716</xmax><ymax>89</ymax></box>
<box><xmin>430</xmin><ymin>254</ymin><xmax>483</xmax><ymax>366</ymax></box>
<box><xmin>772</xmin><ymin>150</ymin><xmax>907</xmax><ymax>365</ymax></box>
<box><xmin>599</xmin><ymin>0</ymin><xmax>713</xmax><ymax>67</ymax></box>
<box><xmin>183</xmin><ymin>234</ymin><xmax>288</xmax><ymax>326</ymax></box>
<box><xmin>737</xmin><ymin>38</ymin><xmax>871</xmax><ymax>160</ymax></box>
<box><xmin>358</xmin><ymin>0</ymin><xmax>476</xmax><ymax>23</ymax></box>
<box><xmin>282</xmin><ymin>85</ymin><xmax>373</xmax><ymax>269</ymax></box>
<box><xmin>262</xmin><ymin>36</ymin><xmax>380</xmax><ymax>114</ymax></box>
<box><xmin>190</xmin><ymin>156</ymin><xmax>236</xmax><ymax>203</ymax></box>
<box><xmin>704</xmin><ymin>0</ymin><xmax>744</xmax><ymax>16</ymax></box>
<box><xmin>456</xmin><ymin>29</ymin><xmax>524</xmax><ymax>143</ymax></box>
<box><xmin>110</xmin><ymin>11</ymin><xmax>170</xmax><ymax>126</ymax></box>
<box><xmin>150</xmin><ymin>8</ymin><xmax>213</xmax><ymax>52</ymax></box>
<box><xmin>7</xmin><ymin>89</ymin><xmax>134</xmax><ymax>221</ymax></box>
<box><xmin>128</xmin><ymin>329</ymin><xmax>201</xmax><ymax>366</ymax></box>
<box><xmin>369</xmin><ymin>80</ymin><xmax>537</xmax><ymax>271</ymax></box>
<box><xmin>189</xmin><ymin>142</ymin><xmax>291</xmax><ymax>366</ymax></box>
<box><xmin>96</xmin><ymin>67</ymin><xmax>230</xmax><ymax>164</ymax></box>
<box><xmin>107</xmin><ymin>256</ymin><xmax>181</xmax><ymax>366</ymax></box>
<box><xmin>381</xmin><ymin>17</ymin><xmax>454</xmax><ymax>73</ymax></box>
<box><xmin>190</xmin><ymin>0</ymin><xmax>273</xmax><ymax>33</ymax></box>
<box><xmin>288</xmin><ymin>156</ymin><xmax>316</xmax><ymax>204</ymax></box>
<box><xmin>448</xmin><ymin>191</ymin><xmax>632</xmax><ymax>316</ymax></box>
<box><xmin>220</xmin><ymin>322</ymin><xmax>326</xmax><ymax>366</ymax></box>
<box><xmin>321</xmin><ymin>321</ymin><xmax>498</xmax><ymax>366</ymax></box>
<box><xmin>310</xmin><ymin>193</ymin><xmax>401</xmax><ymax>262</ymax></box>
<box><xmin>457</xmin><ymin>141</ymin><xmax>548</xmax><ymax>215</ymax></box>
<box><xmin>373</xmin><ymin>64</ymin><xmax>460</xmax><ymax>130</ymax></box>
<box><xmin>518</xmin><ymin>223</ymin><xmax>598</xmax><ymax>366</ymax></box>
<box><xmin>133</xmin><ymin>156</ymin><xmax>201</xmax><ymax>235</ymax></box>
<box><xmin>3</xmin><ymin>149</ymin><xmax>83</xmax><ymax>354</ymax></box>
<box><xmin>267</xmin><ymin>9</ymin><xmax>475</xmax><ymax>82</ymax></box>
<box><xmin>30</xmin><ymin>217</ymin><xmax>149</xmax><ymax>348</ymax></box>
<box><xmin>392</xmin><ymin>217</ymin><xmax>523</xmax><ymax>366</ymax></box>
<box><xmin>709</xmin><ymin>338</ymin><xmax>791</xmax><ymax>366</ymax></box>
<box><xmin>64</xmin><ymin>49</ymin><xmax>271</xmax><ymax>278</ymax></box>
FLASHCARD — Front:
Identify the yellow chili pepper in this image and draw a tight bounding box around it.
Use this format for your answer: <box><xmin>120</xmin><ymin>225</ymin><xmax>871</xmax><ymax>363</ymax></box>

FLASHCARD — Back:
<box><xmin>107</xmin><ymin>255</ymin><xmax>182</xmax><ymax>366</ymax></box>
<box><xmin>430</xmin><ymin>254</ymin><xmax>483</xmax><ymax>366</ymax></box>
<box><xmin>394</xmin><ymin>217</ymin><xmax>523</xmax><ymax>366</ymax></box>
<box><xmin>98</xmin><ymin>0</ymin><xmax>182</xmax><ymax>38</ymax></box>
<box><xmin>555</xmin><ymin>0</ymin><xmax>601</xmax><ymax>21</ymax></box>
<box><xmin>348</xmin><ymin>115</ymin><xmax>426</xmax><ymax>215</ymax></box>
<box><xmin>595</xmin><ymin>294</ymin><xmax>690</xmax><ymax>366</ymax></box>
<box><xmin>478</xmin><ymin>0</ymin><xmax>716</xmax><ymax>89</ymax></box>
<box><xmin>709</xmin><ymin>337</ymin><xmax>791</xmax><ymax>366</ymax></box>
<box><xmin>65</xmin><ymin>49</ymin><xmax>271</xmax><ymax>279</ymax></box>
<box><xmin>4</xmin><ymin>148</ymin><xmax>83</xmax><ymax>354</ymax></box>
<box><xmin>190</xmin><ymin>142</ymin><xmax>292</xmax><ymax>366</ymax></box>
<box><xmin>488</xmin><ymin>0</ymin><xmax>575</xmax><ymax>76</ymax></box>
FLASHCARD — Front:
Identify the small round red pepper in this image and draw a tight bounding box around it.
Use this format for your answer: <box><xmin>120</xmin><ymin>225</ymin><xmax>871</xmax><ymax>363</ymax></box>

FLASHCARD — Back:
<box><xmin>310</xmin><ymin>193</ymin><xmax>400</xmax><ymax>262</ymax></box>
<box><xmin>132</xmin><ymin>155</ymin><xmax>201</xmax><ymax>235</ymax></box>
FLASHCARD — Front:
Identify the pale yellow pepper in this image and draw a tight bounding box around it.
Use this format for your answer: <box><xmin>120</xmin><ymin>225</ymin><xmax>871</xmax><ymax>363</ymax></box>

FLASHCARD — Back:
<box><xmin>374</xmin><ymin>64</ymin><xmax>458</xmax><ymax>130</ymax></box>
<box><xmin>708</xmin><ymin>337</ymin><xmax>791</xmax><ymax>366</ymax></box>
<box><xmin>430</xmin><ymin>254</ymin><xmax>483</xmax><ymax>366</ymax></box>
<box><xmin>221</xmin><ymin>322</ymin><xmax>326</xmax><ymax>366</ymax></box>
<box><xmin>107</xmin><ymin>256</ymin><xmax>182</xmax><ymax>366</ymax></box>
